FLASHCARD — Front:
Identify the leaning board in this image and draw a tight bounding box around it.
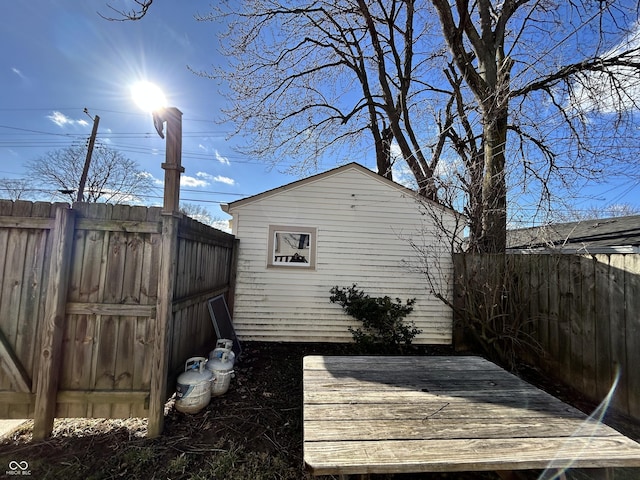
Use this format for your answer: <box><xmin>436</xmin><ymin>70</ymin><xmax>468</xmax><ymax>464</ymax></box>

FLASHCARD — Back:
<box><xmin>207</xmin><ymin>295</ymin><xmax>241</xmax><ymax>358</ymax></box>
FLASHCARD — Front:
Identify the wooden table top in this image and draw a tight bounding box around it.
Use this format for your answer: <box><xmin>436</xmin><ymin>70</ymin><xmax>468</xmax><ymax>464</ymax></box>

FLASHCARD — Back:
<box><xmin>303</xmin><ymin>355</ymin><xmax>640</xmax><ymax>477</ymax></box>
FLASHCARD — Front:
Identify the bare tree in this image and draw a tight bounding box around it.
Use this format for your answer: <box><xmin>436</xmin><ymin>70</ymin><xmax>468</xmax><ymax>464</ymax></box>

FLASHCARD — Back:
<box><xmin>194</xmin><ymin>1</ymin><xmax>455</xmax><ymax>199</ymax></box>
<box><xmin>200</xmin><ymin>0</ymin><xmax>640</xmax><ymax>252</ymax></box>
<box><xmin>180</xmin><ymin>202</ymin><xmax>228</xmax><ymax>229</ymax></box>
<box><xmin>0</xmin><ymin>178</ymin><xmax>32</xmax><ymax>201</ymax></box>
<box><xmin>109</xmin><ymin>0</ymin><xmax>640</xmax><ymax>253</ymax></box>
<box><xmin>26</xmin><ymin>143</ymin><xmax>155</xmax><ymax>204</ymax></box>
<box><xmin>99</xmin><ymin>0</ymin><xmax>153</xmax><ymax>21</ymax></box>
<box><xmin>430</xmin><ymin>0</ymin><xmax>640</xmax><ymax>252</ymax></box>
<box><xmin>553</xmin><ymin>203</ymin><xmax>640</xmax><ymax>222</ymax></box>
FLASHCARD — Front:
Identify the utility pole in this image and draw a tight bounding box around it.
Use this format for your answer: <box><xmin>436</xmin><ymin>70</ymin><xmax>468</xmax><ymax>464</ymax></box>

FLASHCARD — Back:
<box><xmin>77</xmin><ymin>110</ymin><xmax>100</xmax><ymax>202</ymax></box>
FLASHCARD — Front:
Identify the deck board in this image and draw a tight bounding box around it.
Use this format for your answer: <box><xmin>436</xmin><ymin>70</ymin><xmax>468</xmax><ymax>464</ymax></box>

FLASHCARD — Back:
<box><xmin>303</xmin><ymin>355</ymin><xmax>640</xmax><ymax>476</ymax></box>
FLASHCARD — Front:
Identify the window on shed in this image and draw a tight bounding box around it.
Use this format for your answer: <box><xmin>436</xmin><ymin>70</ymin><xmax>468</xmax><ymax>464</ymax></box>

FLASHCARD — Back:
<box><xmin>268</xmin><ymin>225</ymin><xmax>316</xmax><ymax>269</ymax></box>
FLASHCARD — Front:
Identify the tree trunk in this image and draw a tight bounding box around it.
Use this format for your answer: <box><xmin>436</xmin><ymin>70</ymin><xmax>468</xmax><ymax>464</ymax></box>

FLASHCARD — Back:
<box><xmin>466</xmin><ymin>153</ymin><xmax>485</xmax><ymax>253</ymax></box>
<box><xmin>480</xmin><ymin>110</ymin><xmax>508</xmax><ymax>253</ymax></box>
<box><xmin>379</xmin><ymin>126</ymin><xmax>394</xmax><ymax>180</ymax></box>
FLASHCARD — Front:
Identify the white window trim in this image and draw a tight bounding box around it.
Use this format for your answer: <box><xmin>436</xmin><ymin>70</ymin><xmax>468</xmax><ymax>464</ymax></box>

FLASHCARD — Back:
<box><xmin>267</xmin><ymin>225</ymin><xmax>317</xmax><ymax>270</ymax></box>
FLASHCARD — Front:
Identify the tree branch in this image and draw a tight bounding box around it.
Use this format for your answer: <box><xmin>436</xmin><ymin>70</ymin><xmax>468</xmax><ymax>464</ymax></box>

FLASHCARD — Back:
<box><xmin>99</xmin><ymin>0</ymin><xmax>153</xmax><ymax>21</ymax></box>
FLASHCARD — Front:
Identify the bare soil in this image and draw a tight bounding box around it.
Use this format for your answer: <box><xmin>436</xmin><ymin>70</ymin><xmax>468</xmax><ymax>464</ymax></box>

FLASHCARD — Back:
<box><xmin>1</xmin><ymin>342</ymin><xmax>639</xmax><ymax>479</ymax></box>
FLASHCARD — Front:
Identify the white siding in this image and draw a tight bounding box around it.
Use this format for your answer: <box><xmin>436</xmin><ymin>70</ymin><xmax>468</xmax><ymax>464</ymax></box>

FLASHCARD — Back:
<box><xmin>227</xmin><ymin>165</ymin><xmax>457</xmax><ymax>344</ymax></box>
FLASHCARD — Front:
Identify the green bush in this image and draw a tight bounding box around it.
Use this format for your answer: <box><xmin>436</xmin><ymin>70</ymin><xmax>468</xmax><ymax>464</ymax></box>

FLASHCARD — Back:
<box><xmin>330</xmin><ymin>284</ymin><xmax>421</xmax><ymax>353</ymax></box>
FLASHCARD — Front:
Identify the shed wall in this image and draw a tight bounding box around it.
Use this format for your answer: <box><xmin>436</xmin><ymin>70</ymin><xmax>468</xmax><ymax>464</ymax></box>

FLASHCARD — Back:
<box><xmin>229</xmin><ymin>167</ymin><xmax>455</xmax><ymax>344</ymax></box>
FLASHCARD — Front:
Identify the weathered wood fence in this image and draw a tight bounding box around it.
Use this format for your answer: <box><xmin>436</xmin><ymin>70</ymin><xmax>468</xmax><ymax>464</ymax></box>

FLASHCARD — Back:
<box><xmin>0</xmin><ymin>200</ymin><xmax>237</xmax><ymax>438</ymax></box>
<box><xmin>453</xmin><ymin>253</ymin><xmax>640</xmax><ymax>422</ymax></box>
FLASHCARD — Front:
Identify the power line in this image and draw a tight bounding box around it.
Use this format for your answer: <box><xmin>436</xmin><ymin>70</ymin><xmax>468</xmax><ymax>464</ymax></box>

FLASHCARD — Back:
<box><xmin>0</xmin><ymin>124</ymin><xmax>82</xmax><ymax>138</ymax></box>
<box><xmin>0</xmin><ymin>185</ymin><xmax>241</xmax><ymax>206</ymax></box>
<box><xmin>0</xmin><ymin>125</ymin><xmax>231</xmax><ymax>138</ymax></box>
<box><xmin>0</xmin><ymin>182</ymin><xmax>251</xmax><ymax>198</ymax></box>
<box><xmin>0</xmin><ymin>106</ymin><xmax>226</xmax><ymax>126</ymax></box>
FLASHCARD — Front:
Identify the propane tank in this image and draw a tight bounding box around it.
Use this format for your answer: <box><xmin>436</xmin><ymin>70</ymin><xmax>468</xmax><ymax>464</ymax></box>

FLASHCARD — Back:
<box><xmin>206</xmin><ymin>350</ymin><xmax>234</xmax><ymax>397</ymax></box>
<box><xmin>175</xmin><ymin>357</ymin><xmax>213</xmax><ymax>414</ymax></box>
<box><xmin>216</xmin><ymin>338</ymin><xmax>233</xmax><ymax>350</ymax></box>
<box><xmin>213</xmin><ymin>338</ymin><xmax>236</xmax><ymax>366</ymax></box>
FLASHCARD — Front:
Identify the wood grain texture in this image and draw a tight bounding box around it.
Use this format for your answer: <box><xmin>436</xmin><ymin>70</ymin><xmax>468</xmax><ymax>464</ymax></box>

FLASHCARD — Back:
<box><xmin>303</xmin><ymin>355</ymin><xmax>640</xmax><ymax>477</ymax></box>
<box><xmin>455</xmin><ymin>253</ymin><xmax>640</xmax><ymax>424</ymax></box>
<box><xmin>33</xmin><ymin>206</ymin><xmax>75</xmax><ymax>439</ymax></box>
<box><xmin>0</xmin><ymin>202</ymin><xmax>235</xmax><ymax>433</ymax></box>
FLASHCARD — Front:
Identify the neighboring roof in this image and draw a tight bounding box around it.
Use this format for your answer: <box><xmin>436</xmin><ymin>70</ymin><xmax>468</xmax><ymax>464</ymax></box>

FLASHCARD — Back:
<box><xmin>507</xmin><ymin>215</ymin><xmax>640</xmax><ymax>253</ymax></box>
<box><xmin>221</xmin><ymin>162</ymin><xmax>457</xmax><ymax>216</ymax></box>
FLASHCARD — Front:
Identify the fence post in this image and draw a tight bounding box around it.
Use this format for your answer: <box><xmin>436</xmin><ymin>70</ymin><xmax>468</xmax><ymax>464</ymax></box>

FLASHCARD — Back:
<box><xmin>148</xmin><ymin>106</ymin><xmax>183</xmax><ymax>437</ymax></box>
<box><xmin>33</xmin><ymin>205</ymin><xmax>75</xmax><ymax>440</ymax></box>
<box><xmin>147</xmin><ymin>212</ymin><xmax>180</xmax><ymax>438</ymax></box>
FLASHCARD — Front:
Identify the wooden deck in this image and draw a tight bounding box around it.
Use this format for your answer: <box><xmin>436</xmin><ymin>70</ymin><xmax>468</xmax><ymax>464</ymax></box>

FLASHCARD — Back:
<box><xmin>303</xmin><ymin>355</ymin><xmax>640</xmax><ymax>477</ymax></box>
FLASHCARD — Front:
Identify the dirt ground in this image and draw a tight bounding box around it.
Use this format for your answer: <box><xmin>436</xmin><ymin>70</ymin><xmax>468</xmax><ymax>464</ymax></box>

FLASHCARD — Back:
<box><xmin>1</xmin><ymin>342</ymin><xmax>639</xmax><ymax>479</ymax></box>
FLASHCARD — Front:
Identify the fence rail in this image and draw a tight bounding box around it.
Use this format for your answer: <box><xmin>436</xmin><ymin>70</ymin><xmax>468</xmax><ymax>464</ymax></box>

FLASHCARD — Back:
<box><xmin>0</xmin><ymin>200</ymin><xmax>236</xmax><ymax>438</ymax></box>
<box><xmin>454</xmin><ymin>253</ymin><xmax>640</xmax><ymax>422</ymax></box>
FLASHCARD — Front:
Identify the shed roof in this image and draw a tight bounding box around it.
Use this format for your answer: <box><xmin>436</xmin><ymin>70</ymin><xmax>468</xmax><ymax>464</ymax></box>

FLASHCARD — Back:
<box><xmin>507</xmin><ymin>215</ymin><xmax>640</xmax><ymax>253</ymax></box>
<box><xmin>221</xmin><ymin>162</ymin><xmax>456</xmax><ymax>216</ymax></box>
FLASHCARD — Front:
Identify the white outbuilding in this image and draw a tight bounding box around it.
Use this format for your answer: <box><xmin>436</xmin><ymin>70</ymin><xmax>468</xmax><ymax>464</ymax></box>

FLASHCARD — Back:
<box><xmin>221</xmin><ymin>163</ymin><xmax>463</xmax><ymax>345</ymax></box>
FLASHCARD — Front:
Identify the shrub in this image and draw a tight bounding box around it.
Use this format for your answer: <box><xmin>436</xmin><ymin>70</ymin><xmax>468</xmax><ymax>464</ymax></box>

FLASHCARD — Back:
<box><xmin>330</xmin><ymin>284</ymin><xmax>421</xmax><ymax>353</ymax></box>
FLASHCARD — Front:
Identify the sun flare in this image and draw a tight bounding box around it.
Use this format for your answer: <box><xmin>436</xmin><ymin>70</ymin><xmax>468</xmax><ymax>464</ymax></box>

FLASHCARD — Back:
<box><xmin>130</xmin><ymin>81</ymin><xmax>167</xmax><ymax>112</ymax></box>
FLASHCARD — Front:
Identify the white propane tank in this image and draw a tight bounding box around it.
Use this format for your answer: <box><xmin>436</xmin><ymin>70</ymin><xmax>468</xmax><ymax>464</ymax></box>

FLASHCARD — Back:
<box><xmin>206</xmin><ymin>350</ymin><xmax>234</xmax><ymax>397</ymax></box>
<box><xmin>214</xmin><ymin>338</ymin><xmax>236</xmax><ymax>366</ymax></box>
<box><xmin>175</xmin><ymin>357</ymin><xmax>213</xmax><ymax>414</ymax></box>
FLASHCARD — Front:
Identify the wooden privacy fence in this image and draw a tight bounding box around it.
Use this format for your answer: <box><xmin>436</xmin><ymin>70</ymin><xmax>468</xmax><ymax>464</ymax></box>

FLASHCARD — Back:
<box><xmin>453</xmin><ymin>253</ymin><xmax>640</xmax><ymax>422</ymax></box>
<box><xmin>0</xmin><ymin>200</ymin><xmax>237</xmax><ymax>439</ymax></box>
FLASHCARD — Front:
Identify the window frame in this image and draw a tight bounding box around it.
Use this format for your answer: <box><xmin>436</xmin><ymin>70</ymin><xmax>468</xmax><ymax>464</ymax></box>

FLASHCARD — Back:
<box><xmin>267</xmin><ymin>225</ymin><xmax>317</xmax><ymax>270</ymax></box>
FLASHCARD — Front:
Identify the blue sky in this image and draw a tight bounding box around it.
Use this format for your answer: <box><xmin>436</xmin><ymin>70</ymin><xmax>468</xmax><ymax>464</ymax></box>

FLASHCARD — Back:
<box><xmin>1</xmin><ymin>2</ymin><xmax>639</xmax><ymax>226</ymax></box>
<box><xmin>0</xmin><ymin>1</ymin><xmax>343</xmax><ymax>222</ymax></box>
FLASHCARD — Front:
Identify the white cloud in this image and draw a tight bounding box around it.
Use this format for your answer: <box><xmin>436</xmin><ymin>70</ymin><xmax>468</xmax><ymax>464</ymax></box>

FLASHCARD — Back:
<box><xmin>388</xmin><ymin>143</ymin><xmax>418</xmax><ymax>190</ymax></box>
<box><xmin>215</xmin><ymin>150</ymin><xmax>231</xmax><ymax>165</ymax></box>
<box><xmin>181</xmin><ymin>175</ymin><xmax>209</xmax><ymax>188</ymax></box>
<box><xmin>195</xmin><ymin>171</ymin><xmax>236</xmax><ymax>186</ymax></box>
<box><xmin>571</xmin><ymin>22</ymin><xmax>640</xmax><ymax>113</ymax></box>
<box><xmin>47</xmin><ymin>111</ymin><xmax>72</xmax><ymax>126</ymax></box>
<box><xmin>392</xmin><ymin>162</ymin><xmax>418</xmax><ymax>190</ymax></box>
<box><xmin>46</xmin><ymin>111</ymin><xmax>89</xmax><ymax>128</ymax></box>
<box><xmin>195</xmin><ymin>144</ymin><xmax>230</xmax><ymax>165</ymax></box>
<box><xmin>213</xmin><ymin>175</ymin><xmax>235</xmax><ymax>185</ymax></box>
<box><xmin>139</xmin><ymin>171</ymin><xmax>164</xmax><ymax>186</ymax></box>
<box><xmin>175</xmin><ymin>171</ymin><xmax>238</xmax><ymax>188</ymax></box>
<box><xmin>101</xmin><ymin>128</ymin><xmax>113</xmax><ymax>144</ymax></box>
<box><xmin>11</xmin><ymin>67</ymin><xmax>25</xmax><ymax>79</ymax></box>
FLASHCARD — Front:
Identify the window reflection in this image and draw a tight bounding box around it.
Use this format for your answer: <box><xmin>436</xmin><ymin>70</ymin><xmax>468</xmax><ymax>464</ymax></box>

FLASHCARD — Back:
<box><xmin>274</xmin><ymin>232</ymin><xmax>310</xmax><ymax>263</ymax></box>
